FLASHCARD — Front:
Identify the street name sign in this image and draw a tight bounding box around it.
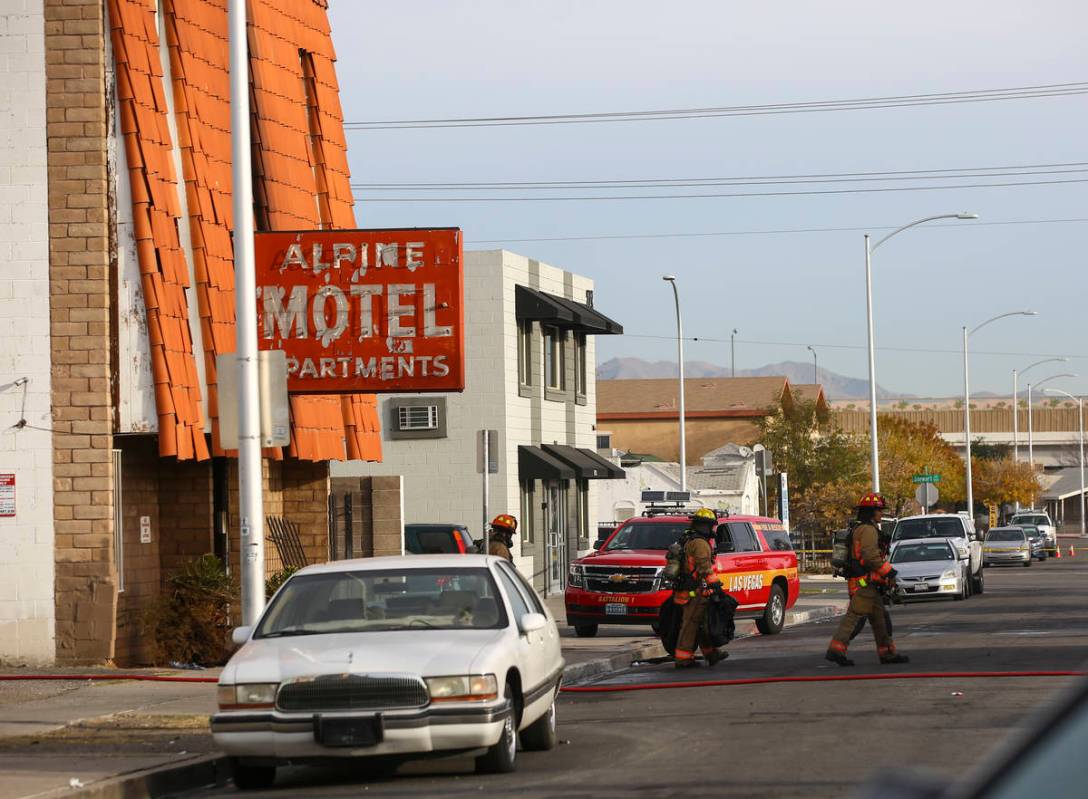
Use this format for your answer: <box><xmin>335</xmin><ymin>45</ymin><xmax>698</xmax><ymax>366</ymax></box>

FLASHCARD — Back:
<box><xmin>912</xmin><ymin>473</ymin><xmax>941</xmax><ymax>484</ymax></box>
<box><xmin>255</xmin><ymin>228</ymin><xmax>464</xmax><ymax>393</ymax></box>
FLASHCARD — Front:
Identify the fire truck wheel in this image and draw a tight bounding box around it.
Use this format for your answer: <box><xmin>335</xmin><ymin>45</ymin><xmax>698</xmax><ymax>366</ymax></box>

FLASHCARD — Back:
<box><xmin>755</xmin><ymin>585</ymin><xmax>786</xmax><ymax>635</ymax></box>
<box><xmin>573</xmin><ymin>624</ymin><xmax>599</xmax><ymax>638</ymax></box>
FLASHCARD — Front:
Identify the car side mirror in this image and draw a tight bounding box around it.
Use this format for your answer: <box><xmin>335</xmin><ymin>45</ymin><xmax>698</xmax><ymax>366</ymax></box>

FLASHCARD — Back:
<box><xmin>518</xmin><ymin>613</ymin><xmax>547</xmax><ymax>635</ymax></box>
<box><xmin>231</xmin><ymin>626</ymin><xmax>253</xmax><ymax>646</ymax></box>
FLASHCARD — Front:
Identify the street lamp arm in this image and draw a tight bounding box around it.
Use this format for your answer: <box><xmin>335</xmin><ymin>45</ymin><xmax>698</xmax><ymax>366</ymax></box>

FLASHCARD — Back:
<box><xmin>1033</xmin><ymin>373</ymin><xmax>1078</xmax><ymax>390</ymax></box>
<box><xmin>871</xmin><ymin>213</ymin><xmax>975</xmax><ymax>251</ymax></box>
<box><xmin>1020</xmin><ymin>357</ymin><xmax>1069</xmax><ymax>376</ymax></box>
<box><xmin>969</xmin><ymin>310</ymin><xmax>1037</xmax><ymax>337</ymax></box>
<box><xmin>1042</xmin><ymin>387</ymin><xmax>1079</xmax><ymax>402</ymax></box>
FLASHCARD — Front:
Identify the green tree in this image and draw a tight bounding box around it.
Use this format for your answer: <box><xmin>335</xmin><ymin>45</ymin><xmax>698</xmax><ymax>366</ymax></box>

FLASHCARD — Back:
<box><xmin>757</xmin><ymin>400</ymin><xmax>867</xmax><ymax>496</ymax></box>
<box><xmin>869</xmin><ymin>416</ymin><xmax>966</xmax><ymax>516</ymax></box>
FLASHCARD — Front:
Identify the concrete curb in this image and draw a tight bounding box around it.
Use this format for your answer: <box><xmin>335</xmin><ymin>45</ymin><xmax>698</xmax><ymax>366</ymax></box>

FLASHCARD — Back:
<box><xmin>56</xmin><ymin>753</ymin><xmax>229</xmax><ymax>799</ymax></box>
<box><xmin>561</xmin><ymin>603</ymin><xmax>845</xmax><ymax>685</ymax></box>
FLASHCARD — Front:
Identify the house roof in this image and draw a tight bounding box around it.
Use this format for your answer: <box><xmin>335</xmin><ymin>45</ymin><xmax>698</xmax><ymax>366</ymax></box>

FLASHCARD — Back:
<box><xmin>648</xmin><ymin>460</ymin><xmax>750</xmax><ymax>493</ymax></box>
<box><xmin>790</xmin><ymin>384</ymin><xmax>829</xmax><ymax>413</ymax></box>
<box><xmin>108</xmin><ymin>0</ymin><xmax>380</xmax><ymax>463</ymax></box>
<box><xmin>597</xmin><ymin>376</ymin><xmax>791</xmax><ymax>420</ymax></box>
<box><xmin>1040</xmin><ymin>467</ymin><xmax>1088</xmax><ymax>500</ymax></box>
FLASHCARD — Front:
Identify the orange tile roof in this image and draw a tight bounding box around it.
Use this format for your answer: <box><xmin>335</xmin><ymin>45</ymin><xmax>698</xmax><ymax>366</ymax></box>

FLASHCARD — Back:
<box><xmin>110</xmin><ymin>0</ymin><xmax>379</xmax><ymax>463</ymax></box>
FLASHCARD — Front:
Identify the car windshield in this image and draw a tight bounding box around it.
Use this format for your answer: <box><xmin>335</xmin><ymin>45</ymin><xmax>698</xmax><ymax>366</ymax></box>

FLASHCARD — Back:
<box><xmin>891</xmin><ymin>542</ymin><xmax>954</xmax><ymax>563</ymax></box>
<box><xmin>1018</xmin><ymin>525</ymin><xmax>1040</xmax><ymax>536</ymax></box>
<box><xmin>605</xmin><ymin>522</ymin><xmax>688</xmax><ymax>551</ymax></box>
<box><xmin>254</xmin><ymin>567</ymin><xmax>508</xmax><ymax>637</ymax></box>
<box><xmin>892</xmin><ymin>518</ymin><xmax>966</xmax><ymax>541</ymax></box>
<box><xmin>987</xmin><ymin>530</ymin><xmax>1026</xmax><ymax>542</ymax></box>
<box><xmin>1013</xmin><ymin>514</ymin><xmax>1049</xmax><ymax>527</ymax></box>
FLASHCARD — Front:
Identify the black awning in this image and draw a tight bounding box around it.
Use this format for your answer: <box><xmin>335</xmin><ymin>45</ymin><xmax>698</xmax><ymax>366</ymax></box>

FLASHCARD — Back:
<box><xmin>515</xmin><ymin>285</ymin><xmax>623</xmax><ymax>335</ymax></box>
<box><xmin>541</xmin><ymin>444</ymin><xmax>625</xmax><ymax>480</ymax></box>
<box><xmin>519</xmin><ymin>445</ymin><xmax>576</xmax><ymax>481</ymax></box>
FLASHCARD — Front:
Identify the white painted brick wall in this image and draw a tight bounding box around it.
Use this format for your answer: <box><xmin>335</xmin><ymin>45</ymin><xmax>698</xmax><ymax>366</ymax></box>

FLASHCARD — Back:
<box><xmin>0</xmin><ymin>0</ymin><xmax>54</xmax><ymax>664</ymax></box>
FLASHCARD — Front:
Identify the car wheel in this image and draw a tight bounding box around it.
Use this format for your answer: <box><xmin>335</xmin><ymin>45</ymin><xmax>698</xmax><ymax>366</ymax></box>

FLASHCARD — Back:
<box><xmin>519</xmin><ymin>697</ymin><xmax>557</xmax><ymax>751</ymax></box>
<box><xmin>476</xmin><ymin>690</ymin><xmax>518</xmax><ymax>774</ymax></box>
<box><xmin>755</xmin><ymin>585</ymin><xmax>786</xmax><ymax>635</ymax></box>
<box><xmin>1024</xmin><ymin>558</ymin><xmax>1032</xmax><ymax>567</ymax></box>
<box><xmin>573</xmin><ymin>624</ymin><xmax>598</xmax><ymax>638</ymax></box>
<box><xmin>231</xmin><ymin>760</ymin><xmax>276</xmax><ymax>791</ymax></box>
<box><xmin>972</xmin><ymin>567</ymin><xmax>985</xmax><ymax>595</ymax></box>
<box><xmin>650</xmin><ymin>622</ymin><xmax>662</xmax><ymax>635</ymax></box>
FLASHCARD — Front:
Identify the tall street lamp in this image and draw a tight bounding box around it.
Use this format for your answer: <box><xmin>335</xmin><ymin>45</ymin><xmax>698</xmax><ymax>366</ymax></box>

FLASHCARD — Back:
<box><xmin>663</xmin><ymin>276</ymin><xmax>687</xmax><ymax>490</ymax></box>
<box><xmin>963</xmin><ymin>310</ymin><xmax>1037</xmax><ymax>518</ymax></box>
<box><xmin>1043</xmin><ymin>388</ymin><xmax>1085</xmax><ymax>537</ymax></box>
<box><xmin>731</xmin><ymin>329</ymin><xmax>738</xmax><ymax>378</ymax></box>
<box><xmin>864</xmin><ymin>212</ymin><xmax>978</xmax><ymax>491</ymax></box>
<box><xmin>1028</xmin><ymin>372</ymin><xmax>1077</xmax><ymax>473</ymax></box>
<box><xmin>1013</xmin><ymin>358</ymin><xmax>1068</xmax><ymax>462</ymax></box>
<box><xmin>807</xmin><ymin>345</ymin><xmax>818</xmax><ymax>384</ymax></box>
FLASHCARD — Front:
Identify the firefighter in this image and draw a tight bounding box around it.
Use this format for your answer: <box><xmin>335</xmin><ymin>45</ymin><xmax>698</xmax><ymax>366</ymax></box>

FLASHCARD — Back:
<box><xmin>826</xmin><ymin>494</ymin><xmax>910</xmax><ymax>667</ymax></box>
<box><xmin>487</xmin><ymin>514</ymin><xmax>517</xmax><ymax>561</ymax></box>
<box><xmin>850</xmin><ymin>519</ymin><xmax>895</xmax><ymax>641</ymax></box>
<box><xmin>674</xmin><ymin>508</ymin><xmax>728</xmax><ymax>669</ymax></box>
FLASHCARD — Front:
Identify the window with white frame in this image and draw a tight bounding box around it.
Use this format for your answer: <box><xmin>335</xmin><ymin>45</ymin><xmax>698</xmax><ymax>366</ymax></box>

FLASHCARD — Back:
<box><xmin>577</xmin><ymin>480</ymin><xmax>590</xmax><ymax>545</ymax></box>
<box><xmin>575</xmin><ymin>333</ymin><xmax>587</xmax><ymax>396</ymax></box>
<box><xmin>544</xmin><ymin>326</ymin><xmax>566</xmax><ymax>390</ymax></box>
<box><xmin>520</xmin><ymin>480</ymin><xmax>535</xmax><ymax>544</ymax></box>
<box><xmin>517</xmin><ymin>320</ymin><xmax>533</xmax><ymax>387</ymax></box>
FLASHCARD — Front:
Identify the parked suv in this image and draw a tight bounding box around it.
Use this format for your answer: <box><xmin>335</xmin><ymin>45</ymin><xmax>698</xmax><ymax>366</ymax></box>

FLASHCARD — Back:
<box><xmin>404</xmin><ymin>524</ymin><xmax>476</xmax><ymax>555</ymax></box>
<box><xmin>564</xmin><ymin>512</ymin><xmax>799</xmax><ymax>638</ymax></box>
<box><xmin>1009</xmin><ymin>510</ymin><xmax>1056</xmax><ymax>551</ymax></box>
<box><xmin>891</xmin><ymin>513</ymin><xmax>984</xmax><ymax>595</ymax></box>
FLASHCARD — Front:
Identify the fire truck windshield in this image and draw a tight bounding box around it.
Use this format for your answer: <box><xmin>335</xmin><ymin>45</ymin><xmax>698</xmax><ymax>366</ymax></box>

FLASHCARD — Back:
<box><xmin>605</xmin><ymin>522</ymin><xmax>688</xmax><ymax>551</ymax></box>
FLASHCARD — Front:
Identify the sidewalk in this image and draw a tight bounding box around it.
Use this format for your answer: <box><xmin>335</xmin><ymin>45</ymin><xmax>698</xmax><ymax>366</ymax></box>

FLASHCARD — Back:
<box><xmin>0</xmin><ymin>576</ymin><xmax>846</xmax><ymax>798</ymax></box>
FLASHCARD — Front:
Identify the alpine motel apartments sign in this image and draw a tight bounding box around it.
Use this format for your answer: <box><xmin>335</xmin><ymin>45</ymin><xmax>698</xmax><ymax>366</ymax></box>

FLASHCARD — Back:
<box><xmin>255</xmin><ymin>228</ymin><xmax>464</xmax><ymax>393</ymax></box>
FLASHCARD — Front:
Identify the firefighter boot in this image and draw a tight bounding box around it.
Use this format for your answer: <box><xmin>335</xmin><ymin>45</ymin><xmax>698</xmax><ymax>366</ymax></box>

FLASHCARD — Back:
<box><xmin>705</xmin><ymin>650</ymin><xmax>729</xmax><ymax>668</ymax></box>
<box><xmin>825</xmin><ymin>649</ymin><xmax>855</xmax><ymax>667</ymax></box>
<box><xmin>880</xmin><ymin>653</ymin><xmax>910</xmax><ymax>665</ymax></box>
<box><xmin>674</xmin><ymin>658</ymin><xmax>700</xmax><ymax>670</ymax></box>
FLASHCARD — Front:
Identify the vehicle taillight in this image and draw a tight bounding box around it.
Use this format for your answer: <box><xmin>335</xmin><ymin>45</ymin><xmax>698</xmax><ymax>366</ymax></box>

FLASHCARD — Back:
<box><xmin>455</xmin><ymin>531</ymin><xmax>467</xmax><ymax>554</ymax></box>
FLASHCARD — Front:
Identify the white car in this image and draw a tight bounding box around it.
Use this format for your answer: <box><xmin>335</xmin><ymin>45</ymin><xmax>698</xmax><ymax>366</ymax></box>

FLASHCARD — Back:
<box><xmin>892</xmin><ymin>514</ymin><xmax>984</xmax><ymax>596</ymax></box>
<box><xmin>1009</xmin><ymin>510</ymin><xmax>1056</xmax><ymax>550</ymax></box>
<box><xmin>888</xmin><ymin>539</ymin><xmax>971</xmax><ymax>601</ymax></box>
<box><xmin>212</xmin><ymin>555</ymin><xmax>564</xmax><ymax>790</ymax></box>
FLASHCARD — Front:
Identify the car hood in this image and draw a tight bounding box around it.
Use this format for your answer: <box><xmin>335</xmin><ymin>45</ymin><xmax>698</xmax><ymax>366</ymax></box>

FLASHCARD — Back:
<box><xmin>223</xmin><ymin>628</ymin><xmax>506</xmax><ymax>684</ymax></box>
<box><xmin>892</xmin><ymin>560</ymin><xmax>957</xmax><ymax>578</ymax></box>
<box><xmin>573</xmin><ymin>550</ymin><xmax>667</xmax><ymax>567</ymax></box>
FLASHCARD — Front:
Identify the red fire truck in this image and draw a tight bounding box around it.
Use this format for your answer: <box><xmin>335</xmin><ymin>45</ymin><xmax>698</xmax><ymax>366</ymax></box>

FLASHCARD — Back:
<box><xmin>565</xmin><ymin>509</ymin><xmax>799</xmax><ymax>638</ymax></box>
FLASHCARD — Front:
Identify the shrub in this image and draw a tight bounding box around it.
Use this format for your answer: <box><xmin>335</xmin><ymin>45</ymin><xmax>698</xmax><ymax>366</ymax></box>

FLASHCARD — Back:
<box><xmin>266</xmin><ymin>566</ymin><xmax>298</xmax><ymax>598</ymax></box>
<box><xmin>145</xmin><ymin>554</ymin><xmax>238</xmax><ymax>667</ymax></box>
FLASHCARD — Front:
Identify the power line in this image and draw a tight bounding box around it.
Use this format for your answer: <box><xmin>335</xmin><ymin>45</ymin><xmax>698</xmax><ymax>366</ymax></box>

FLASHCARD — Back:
<box><xmin>622</xmin><ymin>333</ymin><xmax>1088</xmax><ymax>361</ymax></box>
<box><xmin>353</xmin><ymin>161</ymin><xmax>1088</xmax><ymax>190</ymax></box>
<box><xmin>343</xmin><ymin>81</ymin><xmax>1088</xmax><ymax>130</ymax></box>
<box><xmin>354</xmin><ymin>176</ymin><xmax>1088</xmax><ymax>202</ymax></box>
<box><xmin>467</xmin><ymin>217</ymin><xmax>1088</xmax><ymax>244</ymax></box>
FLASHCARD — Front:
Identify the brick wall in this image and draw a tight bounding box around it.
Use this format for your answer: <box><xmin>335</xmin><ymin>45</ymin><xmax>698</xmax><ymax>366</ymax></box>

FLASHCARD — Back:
<box><xmin>157</xmin><ymin>455</ymin><xmax>213</xmax><ymax>576</ymax></box>
<box><xmin>0</xmin><ymin>0</ymin><xmax>55</xmax><ymax>664</ymax></box>
<box><xmin>329</xmin><ymin>476</ymin><xmax>404</xmax><ymax>558</ymax></box>
<box><xmin>114</xmin><ymin>436</ymin><xmax>159</xmax><ymax>665</ymax></box>
<box><xmin>45</xmin><ymin>0</ymin><xmax>117</xmax><ymax>664</ymax></box>
<box><xmin>281</xmin><ymin>460</ymin><xmax>330</xmax><ymax>565</ymax></box>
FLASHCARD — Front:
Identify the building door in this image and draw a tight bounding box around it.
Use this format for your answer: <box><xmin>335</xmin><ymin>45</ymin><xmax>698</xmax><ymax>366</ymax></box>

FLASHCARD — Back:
<box><xmin>544</xmin><ymin>480</ymin><xmax>569</xmax><ymax>595</ymax></box>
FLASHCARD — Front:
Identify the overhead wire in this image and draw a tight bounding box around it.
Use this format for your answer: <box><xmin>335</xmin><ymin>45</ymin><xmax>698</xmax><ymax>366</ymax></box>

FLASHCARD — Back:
<box><xmin>343</xmin><ymin>81</ymin><xmax>1088</xmax><ymax>130</ymax></box>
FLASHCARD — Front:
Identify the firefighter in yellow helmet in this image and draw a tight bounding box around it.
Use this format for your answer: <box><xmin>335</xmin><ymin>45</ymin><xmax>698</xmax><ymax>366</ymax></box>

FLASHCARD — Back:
<box><xmin>826</xmin><ymin>494</ymin><xmax>909</xmax><ymax>666</ymax></box>
<box><xmin>674</xmin><ymin>508</ymin><xmax>728</xmax><ymax>669</ymax></box>
<box><xmin>488</xmin><ymin>514</ymin><xmax>517</xmax><ymax>562</ymax></box>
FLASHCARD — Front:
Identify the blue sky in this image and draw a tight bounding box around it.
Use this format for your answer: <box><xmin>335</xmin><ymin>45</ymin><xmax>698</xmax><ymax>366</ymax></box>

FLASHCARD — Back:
<box><xmin>328</xmin><ymin>0</ymin><xmax>1087</xmax><ymax>398</ymax></box>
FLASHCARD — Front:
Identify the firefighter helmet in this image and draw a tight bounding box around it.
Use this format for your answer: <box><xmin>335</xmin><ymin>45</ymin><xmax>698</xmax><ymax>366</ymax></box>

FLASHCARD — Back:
<box><xmin>857</xmin><ymin>493</ymin><xmax>888</xmax><ymax>510</ymax></box>
<box><xmin>491</xmin><ymin>514</ymin><xmax>518</xmax><ymax>533</ymax></box>
<box><xmin>691</xmin><ymin>508</ymin><xmax>717</xmax><ymax>523</ymax></box>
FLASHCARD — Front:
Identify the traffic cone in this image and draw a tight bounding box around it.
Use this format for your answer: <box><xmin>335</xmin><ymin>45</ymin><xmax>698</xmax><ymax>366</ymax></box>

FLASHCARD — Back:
<box><xmin>1070</xmin><ymin>545</ymin><xmax>1076</xmax><ymax>558</ymax></box>
<box><xmin>1055</xmin><ymin>545</ymin><xmax>1063</xmax><ymax>559</ymax></box>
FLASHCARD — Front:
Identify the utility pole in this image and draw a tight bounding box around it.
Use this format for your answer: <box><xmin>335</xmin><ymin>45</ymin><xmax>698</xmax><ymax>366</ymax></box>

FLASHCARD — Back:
<box><xmin>230</xmin><ymin>0</ymin><xmax>265</xmax><ymax>625</ymax></box>
<box><xmin>731</xmin><ymin>329</ymin><xmax>738</xmax><ymax>378</ymax></box>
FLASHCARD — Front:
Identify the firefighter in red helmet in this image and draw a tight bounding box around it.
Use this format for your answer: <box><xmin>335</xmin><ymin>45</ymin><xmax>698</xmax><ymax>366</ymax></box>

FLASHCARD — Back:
<box><xmin>488</xmin><ymin>514</ymin><xmax>517</xmax><ymax>562</ymax></box>
<box><xmin>825</xmin><ymin>493</ymin><xmax>910</xmax><ymax>666</ymax></box>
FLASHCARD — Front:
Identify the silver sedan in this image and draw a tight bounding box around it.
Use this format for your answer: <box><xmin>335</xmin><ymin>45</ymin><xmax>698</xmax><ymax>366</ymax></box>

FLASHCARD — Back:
<box><xmin>983</xmin><ymin>527</ymin><xmax>1033</xmax><ymax>567</ymax></box>
<box><xmin>889</xmin><ymin>539</ymin><xmax>969</xmax><ymax>602</ymax></box>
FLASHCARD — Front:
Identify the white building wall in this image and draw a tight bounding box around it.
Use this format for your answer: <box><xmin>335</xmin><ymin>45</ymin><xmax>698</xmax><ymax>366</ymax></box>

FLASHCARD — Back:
<box><xmin>0</xmin><ymin>0</ymin><xmax>55</xmax><ymax>663</ymax></box>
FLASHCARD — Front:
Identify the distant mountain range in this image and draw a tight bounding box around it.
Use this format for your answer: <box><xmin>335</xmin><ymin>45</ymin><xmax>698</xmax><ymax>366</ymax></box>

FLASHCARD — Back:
<box><xmin>597</xmin><ymin>358</ymin><xmax>906</xmax><ymax>401</ymax></box>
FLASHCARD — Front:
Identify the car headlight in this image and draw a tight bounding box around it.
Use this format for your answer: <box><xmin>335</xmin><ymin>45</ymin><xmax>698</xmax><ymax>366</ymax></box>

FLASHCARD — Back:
<box><xmin>568</xmin><ymin>564</ymin><xmax>585</xmax><ymax>587</ymax></box>
<box><xmin>425</xmin><ymin>674</ymin><xmax>498</xmax><ymax>702</ymax></box>
<box><xmin>941</xmin><ymin>569</ymin><xmax>957</xmax><ymax>580</ymax></box>
<box><xmin>217</xmin><ymin>683</ymin><xmax>278</xmax><ymax>709</ymax></box>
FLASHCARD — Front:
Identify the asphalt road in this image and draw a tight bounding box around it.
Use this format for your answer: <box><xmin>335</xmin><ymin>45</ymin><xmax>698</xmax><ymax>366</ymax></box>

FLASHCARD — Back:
<box><xmin>191</xmin><ymin>552</ymin><xmax>1088</xmax><ymax>799</ymax></box>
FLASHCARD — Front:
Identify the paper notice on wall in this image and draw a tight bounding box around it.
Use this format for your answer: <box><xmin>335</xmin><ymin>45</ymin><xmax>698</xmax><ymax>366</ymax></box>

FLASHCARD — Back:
<box><xmin>140</xmin><ymin>515</ymin><xmax>151</xmax><ymax>544</ymax></box>
<box><xmin>0</xmin><ymin>474</ymin><xmax>14</xmax><ymax>517</ymax></box>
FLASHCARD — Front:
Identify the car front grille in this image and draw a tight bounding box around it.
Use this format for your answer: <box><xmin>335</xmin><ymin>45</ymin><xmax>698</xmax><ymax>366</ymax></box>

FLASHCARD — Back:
<box><xmin>902</xmin><ymin>574</ymin><xmax>940</xmax><ymax>582</ymax></box>
<box><xmin>583</xmin><ymin>566</ymin><xmax>660</xmax><ymax>594</ymax></box>
<box><xmin>277</xmin><ymin>674</ymin><xmax>429</xmax><ymax>712</ymax></box>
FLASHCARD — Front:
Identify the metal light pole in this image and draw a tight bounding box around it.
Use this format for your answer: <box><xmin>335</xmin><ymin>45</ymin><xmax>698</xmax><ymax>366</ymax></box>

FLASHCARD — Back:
<box><xmin>664</xmin><ymin>276</ymin><xmax>687</xmax><ymax>490</ymax></box>
<box><xmin>1029</xmin><ymin>372</ymin><xmax>1078</xmax><ymax>476</ymax></box>
<box><xmin>1013</xmin><ymin>358</ymin><xmax>1069</xmax><ymax>462</ymax></box>
<box><xmin>963</xmin><ymin>310</ymin><xmax>1037</xmax><ymax>519</ymax></box>
<box><xmin>807</xmin><ymin>345</ymin><xmax>817</xmax><ymax>384</ymax></box>
<box><xmin>1044</xmin><ymin>388</ymin><xmax>1085</xmax><ymax>537</ymax></box>
<box><xmin>864</xmin><ymin>212</ymin><xmax>978</xmax><ymax>492</ymax></box>
<box><xmin>230</xmin><ymin>0</ymin><xmax>265</xmax><ymax>625</ymax></box>
<box><xmin>731</xmin><ymin>329</ymin><xmax>738</xmax><ymax>378</ymax></box>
